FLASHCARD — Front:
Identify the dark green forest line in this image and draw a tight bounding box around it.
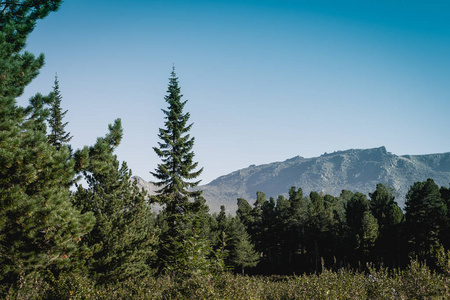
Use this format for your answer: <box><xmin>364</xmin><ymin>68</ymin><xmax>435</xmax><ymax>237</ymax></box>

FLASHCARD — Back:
<box><xmin>1</xmin><ymin>1</ymin><xmax>450</xmax><ymax>299</ymax></box>
<box><xmin>234</xmin><ymin>180</ymin><xmax>449</xmax><ymax>275</ymax></box>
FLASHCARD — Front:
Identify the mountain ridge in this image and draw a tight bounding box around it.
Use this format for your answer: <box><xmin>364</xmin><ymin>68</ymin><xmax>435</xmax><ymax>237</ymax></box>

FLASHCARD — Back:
<box><xmin>134</xmin><ymin>147</ymin><xmax>450</xmax><ymax>214</ymax></box>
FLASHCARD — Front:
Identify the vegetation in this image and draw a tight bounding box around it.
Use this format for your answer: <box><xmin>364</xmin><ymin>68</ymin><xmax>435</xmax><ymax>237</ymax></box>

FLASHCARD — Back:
<box><xmin>0</xmin><ymin>0</ymin><xmax>94</xmax><ymax>294</ymax></box>
<box><xmin>1</xmin><ymin>1</ymin><xmax>450</xmax><ymax>299</ymax></box>
<box><xmin>151</xmin><ymin>67</ymin><xmax>212</xmax><ymax>276</ymax></box>
<box><xmin>3</xmin><ymin>257</ymin><xmax>450</xmax><ymax>299</ymax></box>
<box><xmin>48</xmin><ymin>74</ymin><xmax>72</xmax><ymax>149</ymax></box>
<box><xmin>72</xmin><ymin>119</ymin><xmax>159</xmax><ymax>284</ymax></box>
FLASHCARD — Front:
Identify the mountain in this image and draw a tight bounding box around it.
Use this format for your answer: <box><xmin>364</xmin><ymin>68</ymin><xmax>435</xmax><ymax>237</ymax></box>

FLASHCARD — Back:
<box><xmin>133</xmin><ymin>147</ymin><xmax>450</xmax><ymax>214</ymax></box>
<box><xmin>131</xmin><ymin>176</ymin><xmax>159</xmax><ymax>195</ymax></box>
<box><xmin>199</xmin><ymin>147</ymin><xmax>450</xmax><ymax>213</ymax></box>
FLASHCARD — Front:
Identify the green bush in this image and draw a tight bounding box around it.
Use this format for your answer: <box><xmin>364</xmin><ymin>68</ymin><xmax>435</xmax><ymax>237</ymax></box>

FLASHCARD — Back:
<box><xmin>396</xmin><ymin>259</ymin><xmax>447</xmax><ymax>299</ymax></box>
<box><xmin>3</xmin><ymin>258</ymin><xmax>450</xmax><ymax>299</ymax></box>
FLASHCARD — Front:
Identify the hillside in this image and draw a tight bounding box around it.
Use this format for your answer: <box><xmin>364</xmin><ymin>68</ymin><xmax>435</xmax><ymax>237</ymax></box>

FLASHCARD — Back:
<box><xmin>200</xmin><ymin>147</ymin><xmax>450</xmax><ymax>213</ymax></box>
<box><xmin>134</xmin><ymin>147</ymin><xmax>450</xmax><ymax>214</ymax></box>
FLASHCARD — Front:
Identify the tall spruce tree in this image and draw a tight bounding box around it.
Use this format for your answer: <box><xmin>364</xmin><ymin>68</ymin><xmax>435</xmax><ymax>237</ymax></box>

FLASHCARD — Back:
<box><xmin>151</xmin><ymin>68</ymin><xmax>207</xmax><ymax>222</ymax></box>
<box><xmin>73</xmin><ymin>119</ymin><xmax>159</xmax><ymax>284</ymax></box>
<box><xmin>151</xmin><ymin>67</ymin><xmax>204</xmax><ymax>213</ymax></box>
<box><xmin>48</xmin><ymin>74</ymin><xmax>72</xmax><ymax>149</ymax></box>
<box><xmin>151</xmin><ymin>67</ymin><xmax>209</xmax><ymax>274</ymax></box>
<box><xmin>0</xmin><ymin>1</ymin><xmax>95</xmax><ymax>292</ymax></box>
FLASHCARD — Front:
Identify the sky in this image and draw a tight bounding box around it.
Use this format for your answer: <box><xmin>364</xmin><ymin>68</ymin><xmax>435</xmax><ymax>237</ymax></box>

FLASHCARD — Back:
<box><xmin>18</xmin><ymin>0</ymin><xmax>450</xmax><ymax>184</ymax></box>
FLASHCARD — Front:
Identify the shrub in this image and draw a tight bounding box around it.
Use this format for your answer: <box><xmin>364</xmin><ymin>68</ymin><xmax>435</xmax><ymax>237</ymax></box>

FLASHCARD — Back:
<box><xmin>396</xmin><ymin>259</ymin><xmax>446</xmax><ymax>299</ymax></box>
<box><xmin>3</xmin><ymin>257</ymin><xmax>450</xmax><ymax>299</ymax></box>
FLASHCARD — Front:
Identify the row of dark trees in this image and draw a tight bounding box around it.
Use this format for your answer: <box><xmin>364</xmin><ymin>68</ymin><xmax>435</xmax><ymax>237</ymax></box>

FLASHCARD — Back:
<box><xmin>235</xmin><ymin>179</ymin><xmax>450</xmax><ymax>275</ymax></box>
<box><xmin>1</xmin><ymin>1</ymin><xmax>449</xmax><ymax>296</ymax></box>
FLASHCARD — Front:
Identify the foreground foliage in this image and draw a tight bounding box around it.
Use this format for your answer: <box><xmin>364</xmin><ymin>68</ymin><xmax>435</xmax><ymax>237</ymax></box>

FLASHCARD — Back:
<box><xmin>0</xmin><ymin>0</ymin><xmax>95</xmax><ymax>291</ymax></box>
<box><xmin>3</xmin><ymin>256</ymin><xmax>450</xmax><ymax>299</ymax></box>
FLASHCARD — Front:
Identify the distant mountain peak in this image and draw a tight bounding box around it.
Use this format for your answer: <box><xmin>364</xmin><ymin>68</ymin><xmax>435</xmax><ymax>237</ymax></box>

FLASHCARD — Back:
<box><xmin>131</xmin><ymin>176</ymin><xmax>159</xmax><ymax>194</ymax></box>
<box><xmin>198</xmin><ymin>147</ymin><xmax>450</xmax><ymax>213</ymax></box>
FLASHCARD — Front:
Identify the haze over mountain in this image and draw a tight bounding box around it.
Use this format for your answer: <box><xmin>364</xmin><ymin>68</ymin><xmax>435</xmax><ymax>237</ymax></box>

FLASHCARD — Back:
<box><xmin>134</xmin><ymin>147</ymin><xmax>450</xmax><ymax>214</ymax></box>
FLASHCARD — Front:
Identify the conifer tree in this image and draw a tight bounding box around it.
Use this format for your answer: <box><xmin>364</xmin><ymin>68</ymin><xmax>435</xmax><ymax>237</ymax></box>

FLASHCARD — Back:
<box><xmin>237</xmin><ymin>198</ymin><xmax>254</xmax><ymax>227</ymax></box>
<box><xmin>73</xmin><ymin>119</ymin><xmax>159</xmax><ymax>284</ymax></box>
<box><xmin>151</xmin><ymin>68</ymin><xmax>208</xmax><ymax>218</ymax></box>
<box><xmin>306</xmin><ymin>192</ymin><xmax>336</xmax><ymax>272</ymax></box>
<box><xmin>217</xmin><ymin>215</ymin><xmax>259</xmax><ymax>275</ymax></box>
<box><xmin>151</xmin><ymin>67</ymin><xmax>209</xmax><ymax>274</ymax></box>
<box><xmin>405</xmin><ymin>179</ymin><xmax>446</xmax><ymax>261</ymax></box>
<box><xmin>232</xmin><ymin>228</ymin><xmax>259</xmax><ymax>275</ymax></box>
<box><xmin>345</xmin><ymin>192</ymin><xmax>378</xmax><ymax>265</ymax></box>
<box><xmin>48</xmin><ymin>74</ymin><xmax>72</xmax><ymax>149</ymax></box>
<box><xmin>151</xmin><ymin>67</ymin><xmax>204</xmax><ymax>213</ymax></box>
<box><xmin>286</xmin><ymin>187</ymin><xmax>307</xmax><ymax>265</ymax></box>
<box><xmin>440</xmin><ymin>185</ymin><xmax>450</xmax><ymax>249</ymax></box>
<box><xmin>0</xmin><ymin>1</ymin><xmax>61</xmax><ymax>105</ymax></box>
<box><xmin>0</xmin><ymin>1</ymin><xmax>95</xmax><ymax>292</ymax></box>
<box><xmin>369</xmin><ymin>183</ymin><xmax>403</xmax><ymax>267</ymax></box>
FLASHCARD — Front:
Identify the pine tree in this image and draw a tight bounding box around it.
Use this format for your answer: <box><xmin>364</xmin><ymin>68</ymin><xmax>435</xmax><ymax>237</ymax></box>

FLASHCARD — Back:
<box><xmin>151</xmin><ymin>67</ymin><xmax>204</xmax><ymax>214</ymax></box>
<box><xmin>48</xmin><ymin>74</ymin><xmax>72</xmax><ymax>149</ymax></box>
<box><xmin>286</xmin><ymin>187</ymin><xmax>308</xmax><ymax>267</ymax></box>
<box><xmin>0</xmin><ymin>1</ymin><xmax>61</xmax><ymax>105</ymax></box>
<box><xmin>0</xmin><ymin>1</ymin><xmax>95</xmax><ymax>292</ymax></box>
<box><xmin>236</xmin><ymin>198</ymin><xmax>253</xmax><ymax>228</ymax></box>
<box><xmin>361</xmin><ymin>211</ymin><xmax>379</xmax><ymax>257</ymax></box>
<box><xmin>232</xmin><ymin>228</ymin><xmax>259</xmax><ymax>276</ymax></box>
<box><xmin>344</xmin><ymin>192</ymin><xmax>376</xmax><ymax>265</ymax></box>
<box><xmin>151</xmin><ymin>68</ymin><xmax>207</xmax><ymax>217</ymax></box>
<box><xmin>306</xmin><ymin>191</ymin><xmax>336</xmax><ymax>272</ymax></box>
<box><xmin>440</xmin><ymin>185</ymin><xmax>450</xmax><ymax>249</ymax></box>
<box><xmin>73</xmin><ymin>119</ymin><xmax>159</xmax><ymax>284</ymax></box>
<box><xmin>151</xmin><ymin>67</ymin><xmax>209</xmax><ymax>274</ymax></box>
<box><xmin>369</xmin><ymin>183</ymin><xmax>404</xmax><ymax>267</ymax></box>
<box><xmin>405</xmin><ymin>179</ymin><xmax>446</xmax><ymax>261</ymax></box>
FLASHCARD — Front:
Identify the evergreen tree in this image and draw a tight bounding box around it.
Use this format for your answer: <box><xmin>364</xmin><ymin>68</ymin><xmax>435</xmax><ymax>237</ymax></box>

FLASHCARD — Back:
<box><xmin>370</xmin><ymin>184</ymin><xmax>403</xmax><ymax>231</ymax></box>
<box><xmin>286</xmin><ymin>187</ymin><xmax>308</xmax><ymax>269</ymax></box>
<box><xmin>369</xmin><ymin>183</ymin><xmax>404</xmax><ymax>268</ymax></box>
<box><xmin>345</xmin><ymin>192</ymin><xmax>377</xmax><ymax>266</ymax></box>
<box><xmin>259</xmin><ymin>197</ymin><xmax>277</xmax><ymax>271</ymax></box>
<box><xmin>0</xmin><ymin>1</ymin><xmax>61</xmax><ymax>105</ymax></box>
<box><xmin>361</xmin><ymin>211</ymin><xmax>379</xmax><ymax>257</ymax></box>
<box><xmin>151</xmin><ymin>67</ymin><xmax>204</xmax><ymax>219</ymax></box>
<box><xmin>73</xmin><ymin>119</ymin><xmax>159</xmax><ymax>284</ymax></box>
<box><xmin>233</xmin><ymin>229</ymin><xmax>260</xmax><ymax>275</ymax></box>
<box><xmin>224</xmin><ymin>215</ymin><xmax>260</xmax><ymax>275</ymax></box>
<box><xmin>216</xmin><ymin>205</ymin><xmax>227</xmax><ymax>232</ymax></box>
<box><xmin>237</xmin><ymin>197</ymin><xmax>253</xmax><ymax>228</ymax></box>
<box><xmin>48</xmin><ymin>74</ymin><xmax>72</xmax><ymax>149</ymax></box>
<box><xmin>405</xmin><ymin>179</ymin><xmax>447</xmax><ymax>261</ymax></box>
<box><xmin>440</xmin><ymin>185</ymin><xmax>450</xmax><ymax>249</ymax></box>
<box><xmin>0</xmin><ymin>1</ymin><xmax>95</xmax><ymax>292</ymax></box>
<box><xmin>151</xmin><ymin>67</ymin><xmax>209</xmax><ymax>274</ymax></box>
<box><xmin>249</xmin><ymin>191</ymin><xmax>267</xmax><ymax>251</ymax></box>
<box><xmin>305</xmin><ymin>191</ymin><xmax>336</xmax><ymax>272</ymax></box>
<box><xmin>165</xmin><ymin>226</ymin><xmax>213</xmax><ymax>279</ymax></box>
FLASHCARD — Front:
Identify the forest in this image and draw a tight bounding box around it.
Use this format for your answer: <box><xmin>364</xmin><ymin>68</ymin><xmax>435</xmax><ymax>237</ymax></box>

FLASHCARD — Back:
<box><xmin>1</xmin><ymin>1</ymin><xmax>450</xmax><ymax>299</ymax></box>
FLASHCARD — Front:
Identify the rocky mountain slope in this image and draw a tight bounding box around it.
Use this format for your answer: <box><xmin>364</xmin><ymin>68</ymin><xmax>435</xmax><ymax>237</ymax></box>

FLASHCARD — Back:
<box><xmin>134</xmin><ymin>147</ymin><xmax>450</xmax><ymax>214</ymax></box>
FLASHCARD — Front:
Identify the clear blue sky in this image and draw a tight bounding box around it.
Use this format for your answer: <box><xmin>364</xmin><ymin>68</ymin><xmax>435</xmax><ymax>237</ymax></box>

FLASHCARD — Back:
<box><xmin>19</xmin><ymin>0</ymin><xmax>450</xmax><ymax>184</ymax></box>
